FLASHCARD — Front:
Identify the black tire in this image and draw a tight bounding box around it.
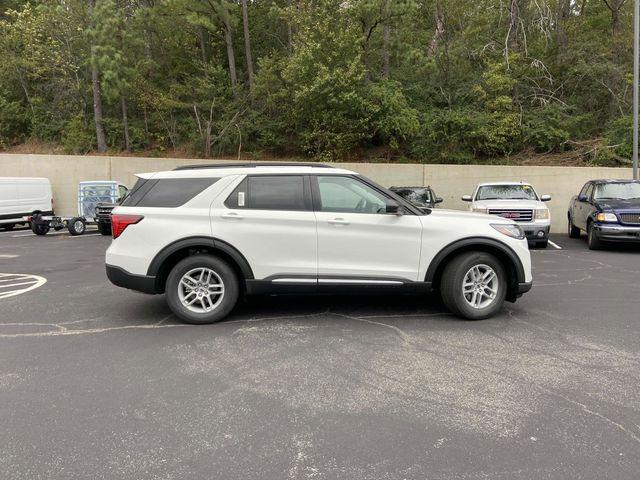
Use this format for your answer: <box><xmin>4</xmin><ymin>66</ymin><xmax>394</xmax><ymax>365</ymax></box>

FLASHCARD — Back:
<box><xmin>31</xmin><ymin>223</ymin><xmax>50</xmax><ymax>235</ymax></box>
<box><xmin>1</xmin><ymin>223</ymin><xmax>15</xmax><ymax>231</ymax></box>
<box><xmin>97</xmin><ymin>222</ymin><xmax>111</xmax><ymax>236</ymax></box>
<box><xmin>68</xmin><ymin>217</ymin><xmax>86</xmax><ymax>236</ymax></box>
<box><xmin>568</xmin><ymin>215</ymin><xmax>581</xmax><ymax>238</ymax></box>
<box><xmin>536</xmin><ymin>240</ymin><xmax>548</xmax><ymax>249</ymax></box>
<box><xmin>587</xmin><ymin>222</ymin><xmax>601</xmax><ymax>250</ymax></box>
<box><xmin>165</xmin><ymin>254</ymin><xmax>239</xmax><ymax>324</ymax></box>
<box><xmin>440</xmin><ymin>251</ymin><xmax>507</xmax><ymax>320</ymax></box>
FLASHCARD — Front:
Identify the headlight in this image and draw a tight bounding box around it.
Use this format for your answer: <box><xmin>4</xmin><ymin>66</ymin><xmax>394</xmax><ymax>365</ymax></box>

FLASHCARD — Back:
<box><xmin>535</xmin><ymin>208</ymin><xmax>550</xmax><ymax>220</ymax></box>
<box><xmin>472</xmin><ymin>207</ymin><xmax>487</xmax><ymax>213</ymax></box>
<box><xmin>596</xmin><ymin>212</ymin><xmax>617</xmax><ymax>222</ymax></box>
<box><xmin>491</xmin><ymin>223</ymin><xmax>525</xmax><ymax>240</ymax></box>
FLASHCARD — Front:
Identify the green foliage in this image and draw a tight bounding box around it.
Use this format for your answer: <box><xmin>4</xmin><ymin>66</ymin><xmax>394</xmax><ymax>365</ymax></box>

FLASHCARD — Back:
<box><xmin>0</xmin><ymin>0</ymin><xmax>637</xmax><ymax>163</ymax></box>
<box><xmin>605</xmin><ymin>115</ymin><xmax>633</xmax><ymax>159</ymax></box>
<box><xmin>62</xmin><ymin>116</ymin><xmax>94</xmax><ymax>154</ymax></box>
<box><xmin>0</xmin><ymin>93</ymin><xmax>29</xmax><ymax>146</ymax></box>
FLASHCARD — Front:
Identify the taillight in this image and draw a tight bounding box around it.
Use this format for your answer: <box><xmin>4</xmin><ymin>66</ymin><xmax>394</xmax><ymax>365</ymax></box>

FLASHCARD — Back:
<box><xmin>111</xmin><ymin>214</ymin><xmax>143</xmax><ymax>239</ymax></box>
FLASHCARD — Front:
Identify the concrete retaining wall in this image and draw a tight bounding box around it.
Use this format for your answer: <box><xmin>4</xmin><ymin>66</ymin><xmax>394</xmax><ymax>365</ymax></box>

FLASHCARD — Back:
<box><xmin>1</xmin><ymin>154</ymin><xmax>633</xmax><ymax>232</ymax></box>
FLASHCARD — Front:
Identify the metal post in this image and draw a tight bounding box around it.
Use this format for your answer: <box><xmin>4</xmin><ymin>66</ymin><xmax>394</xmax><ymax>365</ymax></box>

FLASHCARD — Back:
<box><xmin>634</xmin><ymin>0</ymin><xmax>639</xmax><ymax>179</ymax></box>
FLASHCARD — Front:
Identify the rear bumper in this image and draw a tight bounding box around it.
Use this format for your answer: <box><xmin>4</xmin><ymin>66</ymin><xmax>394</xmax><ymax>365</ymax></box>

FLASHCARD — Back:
<box><xmin>593</xmin><ymin>224</ymin><xmax>640</xmax><ymax>242</ymax></box>
<box><xmin>106</xmin><ymin>264</ymin><xmax>157</xmax><ymax>294</ymax></box>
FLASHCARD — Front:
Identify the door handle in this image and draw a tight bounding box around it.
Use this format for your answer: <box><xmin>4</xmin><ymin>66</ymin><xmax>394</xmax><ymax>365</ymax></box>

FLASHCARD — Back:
<box><xmin>221</xmin><ymin>212</ymin><xmax>242</xmax><ymax>219</ymax></box>
<box><xmin>328</xmin><ymin>218</ymin><xmax>349</xmax><ymax>225</ymax></box>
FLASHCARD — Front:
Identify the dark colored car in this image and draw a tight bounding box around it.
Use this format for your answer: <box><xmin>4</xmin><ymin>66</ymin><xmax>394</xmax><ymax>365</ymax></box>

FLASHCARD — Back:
<box><xmin>389</xmin><ymin>186</ymin><xmax>443</xmax><ymax>211</ymax></box>
<box><xmin>567</xmin><ymin>179</ymin><xmax>640</xmax><ymax>249</ymax></box>
<box><xmin>95</xmin><ymin>203</ymin><xmax>116</xmax><ymax>235</ymax></box>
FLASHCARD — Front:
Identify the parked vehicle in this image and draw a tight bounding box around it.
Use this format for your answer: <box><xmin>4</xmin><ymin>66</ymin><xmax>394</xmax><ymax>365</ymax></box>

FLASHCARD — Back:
<box><xmin>463</xmin><ymin>182</ymin><xmax>552</xmax><ymax>248</ymax></box>
<box><xmin>105</xmin><ymin>163</ymin><xmax>532</xmax><ymax>324</ymax></box>
<box><xmin>0</xmin><ymin>177</ymin><xmax>53</xmax><ymax>231</ymax></box>
<box><xmin>94</xmin><ymin>183</ymin><xmax>129</xmax><ymax>235</ymax></box>
<box><xmin>389</xmin><ymin>186</ymin><xmax>443</xmax><ymax>211</ymax></box>
<box><xmin>29</xmin><ymin>181</ymin><xmax>128</xmax><ymax>236</ymax></box>
<box><xmin>568</xmin><ymin>179</ymin><xmax>640</xmax><ymax>249</ymax></box>
<box><xmin>95</xmin><ymin>203</ymin><xmax>117</xmax><ymax>235</ymax></box>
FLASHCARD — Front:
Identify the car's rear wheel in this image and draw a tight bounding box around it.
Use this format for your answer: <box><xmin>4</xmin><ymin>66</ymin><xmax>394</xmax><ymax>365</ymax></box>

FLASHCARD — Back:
<box><xmin>68</xmin><ymin>217</ymin><xmax>86</xmax><ymax>236</ymax></box>
<box><xmin>440</xmin><ymin>252</ymin><xmax>507</xmax><ymax>320</ymax></box>
<box><xmin>587</xmin><ymin>222</ymin><xmax>601</xmax><ymax>250</ymax></box>
<box><xmin>166</xmin><ymin>254</ymin><xmax>239</xmax><ymax>324</ymax></box>
<box><xmin>568</xmin><ymin>215</ymin><xmax>581</xmax><ymax>238</ymax></box>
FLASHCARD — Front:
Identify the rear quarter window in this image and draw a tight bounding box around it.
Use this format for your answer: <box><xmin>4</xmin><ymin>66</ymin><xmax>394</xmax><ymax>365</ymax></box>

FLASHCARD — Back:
<box><xmin>122</xmin><ymin>178</ymin><xmax>219</xmax><ymax>208</ymax></box>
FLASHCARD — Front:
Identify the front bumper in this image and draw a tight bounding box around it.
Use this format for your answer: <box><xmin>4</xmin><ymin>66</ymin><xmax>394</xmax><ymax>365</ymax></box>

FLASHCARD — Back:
<box><xmin>593</xmin><ymin>223</ymin><xmax>640</xmax><ymax>242</ymax></box>
<box><xmin>106</xmin><ymin>264</ymin><xmax>157</xmax><ymax>294</ymax></box>
<box><xmin>519</xmin><ymin>223</ymin><xmax>550</xmax><ymax>242</ymax></box>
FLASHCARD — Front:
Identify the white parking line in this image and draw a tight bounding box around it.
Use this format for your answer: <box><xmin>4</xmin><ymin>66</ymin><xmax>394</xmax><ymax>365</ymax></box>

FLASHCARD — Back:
<box><xmin>0</xmin><ymin>273</ymin><xmax>47</xmax><ymax>299</ymax></box>
<box><xmin>0</xmin><ymin>255</ymin><xmax>20</xmax><ymax>259</ymax></box>
<box><xmin>548</xmin><ymin>240</ymin><xmax>563</xmax><ymax>250</ymax></box>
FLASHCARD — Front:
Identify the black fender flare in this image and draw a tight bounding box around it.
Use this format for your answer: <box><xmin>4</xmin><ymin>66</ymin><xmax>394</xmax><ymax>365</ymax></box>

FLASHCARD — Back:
<box><xmin>425</xmin><ymin>237</ymin><xmax>526</xmax><ymax>285</ymax></box>
<box><xmin>146</xmin><ymin>236</ymin><xmax>254</xmax><ymax>280</ymax></box>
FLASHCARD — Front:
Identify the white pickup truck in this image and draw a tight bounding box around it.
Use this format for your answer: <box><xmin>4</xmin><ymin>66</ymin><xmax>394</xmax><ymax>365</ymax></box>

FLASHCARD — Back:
<box><xmin>463</xmin><ymin>182</ymin><xmax>552</xmax><ymax>248</ymax></box>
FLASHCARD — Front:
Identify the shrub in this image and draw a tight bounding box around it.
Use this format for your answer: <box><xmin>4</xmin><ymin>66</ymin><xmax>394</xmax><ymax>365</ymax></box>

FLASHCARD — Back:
<box><xmin>61</xmin><ymin>116</ymin><xmax>94</xmax><ymax>154</ymax></box>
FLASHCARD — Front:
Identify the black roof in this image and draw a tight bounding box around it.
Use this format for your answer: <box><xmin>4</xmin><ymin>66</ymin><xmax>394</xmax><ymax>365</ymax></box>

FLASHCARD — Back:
<box><xmin>173</xmin><ymin>162</ymin><xmax>332</xmax><ymax>171</ymax></box>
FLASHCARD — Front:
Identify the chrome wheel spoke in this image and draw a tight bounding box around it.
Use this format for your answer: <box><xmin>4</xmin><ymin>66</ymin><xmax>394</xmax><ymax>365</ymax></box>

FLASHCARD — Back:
<box><xmin>178</xmin><ymin>267</ymin><xmax>225</xmax><ymax>314</ymax></box>
<box><xmin>461</xmin><ymin>264</ymin><xmax>499</xmax><ymax>310</ymax></box>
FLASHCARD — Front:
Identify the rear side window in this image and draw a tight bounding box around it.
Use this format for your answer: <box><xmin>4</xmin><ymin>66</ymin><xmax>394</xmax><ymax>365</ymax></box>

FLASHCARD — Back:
<box><xmin>122</xmin><ymin>178</ymin><xmax>219</xmax><ymax>207</ymax></box>
<box><xmin>224</xmin><ymin>175</ymin><xmax>308</xmax><ymax>211</ymax></box>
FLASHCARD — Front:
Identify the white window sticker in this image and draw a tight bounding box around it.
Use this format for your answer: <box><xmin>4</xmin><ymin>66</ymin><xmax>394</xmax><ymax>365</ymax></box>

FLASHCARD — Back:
<box><xmin>238</xmin><ymin>191</ymin><xmax>245</xmax><ymax>207</ymax></box>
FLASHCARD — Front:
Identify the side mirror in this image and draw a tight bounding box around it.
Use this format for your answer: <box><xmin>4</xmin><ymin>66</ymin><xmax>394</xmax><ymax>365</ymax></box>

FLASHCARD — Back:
<box><xmin>461</xmin><ymin>195</ymin><xmax>472</xmax><ymax>202</ymax></box>
<box><xmin>540</xmin><ymin>194</ymin><xmax>551</xmax><ymax>202</ymax></box>
<box><xmin>434</xmin><ymin>197</ymin><xmax>443</xmax><ymax>204</ymax></box>
<box><xmin>386</xmin><ymin>201</ymin><xmax>404</xmax><ymax>216</ymax></box>
<box><xmin>578</xmin><ymin>194</ymin><xmax>588</xmax><ymax>202</ymax></box>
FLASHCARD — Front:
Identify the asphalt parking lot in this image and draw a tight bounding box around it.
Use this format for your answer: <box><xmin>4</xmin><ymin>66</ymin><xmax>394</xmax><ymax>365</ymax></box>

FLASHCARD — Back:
<box><xmin>1</xmin><ymin>228</ymin><xmax>639</xmax><ymax>480</ymax></box>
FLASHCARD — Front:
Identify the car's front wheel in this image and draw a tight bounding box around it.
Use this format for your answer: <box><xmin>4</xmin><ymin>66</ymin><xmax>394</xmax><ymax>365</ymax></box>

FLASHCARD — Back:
<box><xmin>165</xmin><ymin>254</ymin><xmax>239</xmax><ymax>324</ymax></box>
<box><xmin>568</xmin><ymin>215</ymin><xmax>581</xmax><ymax>238</ymax></box>
<box><xmin>587</xmin><ymin>223</ymin><xmax>601</xmax><ymax>250</ymax></box>
<box><xmin>440</xmin><ymin>252</ymin><xmax>507</xmax><ymax>320</ymax></box>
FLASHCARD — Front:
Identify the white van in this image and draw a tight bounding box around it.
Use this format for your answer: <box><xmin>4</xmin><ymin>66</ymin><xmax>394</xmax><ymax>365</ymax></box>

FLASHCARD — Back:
<box><xmin>0</xmin><ymin>177</ymin><xmax>53</xmax><ymax>230</ymax></box>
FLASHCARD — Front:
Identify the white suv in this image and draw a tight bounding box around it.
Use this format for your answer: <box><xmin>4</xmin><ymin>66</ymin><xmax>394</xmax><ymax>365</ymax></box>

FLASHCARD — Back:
<box><xmin>463</xmin><ymin>182</ymin><xmax>552</xmax><ymax>248</ymax></box>
<box><xmin>106</xmin><ymin>163</ymin><xmax>532</xmax><ymax>323</ymax></box>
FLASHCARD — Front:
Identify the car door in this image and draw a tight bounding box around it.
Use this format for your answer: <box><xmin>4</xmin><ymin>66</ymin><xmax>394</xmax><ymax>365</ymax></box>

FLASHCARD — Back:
<box><xmin>312</xmin><ymin>175</ymin><xmax>423</xmax><ymax>282</ymax></box>
<box><xmin>211</xmin><ymin>174</ymin><xmax>317</xmax><ymax>281</ymax></box>
<box><xmin>575</xmin><ymin>183</ymin><xmax>593</xmax><ymax>230</ymax></box>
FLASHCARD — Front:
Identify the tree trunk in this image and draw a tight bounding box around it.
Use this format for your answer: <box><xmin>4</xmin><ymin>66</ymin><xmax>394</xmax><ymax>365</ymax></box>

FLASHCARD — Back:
<box><xmin>507</xmin><ymin>0</ymin><xmax>521</xmax><ymax>52</ymax></box>
<box><xmin>223</xmin><ymin>20</ymin><xmax>238</xmax><ymax>93</ymax></box>
<box><xmin>198</xmin><ymin>26</ymin><xmax>208</xmax><ymax>64</ymax></box>
<box><xmin>382</xmin><ymin>24</ymin><xmax>390</xmax><ymax>78</ymax></box>
<box><xmin>556</xmin><ymin>0</ymin><xmax>570</xmax><ymax>55</ymax></box>
<box><xmin>88</xmin><ymin>0</ymin><xmax>107</xmax><ymax>153</ymax></box>
<box><xmin>121</xmin><ymin>94</ymin><xmax>131</xmax><ymax>152</ymax></box>
<box><xmin>427</xmin><ymin>1</ymin><xmax>445</xmax><ymax>56</ymax></box>
<box><xmin>241</xmin><ymin>0</ymin><xmax>254</xmax><ymax>95</ymax></box>
<box><xmin>603</xmin><ymin>0</ymin><xmax>628</xmax><ymax>115</ymax></box>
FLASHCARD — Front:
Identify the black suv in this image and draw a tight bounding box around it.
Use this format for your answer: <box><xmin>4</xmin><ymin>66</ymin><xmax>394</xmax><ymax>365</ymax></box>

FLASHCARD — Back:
<box><xmin>389</xmin><ymin>186</ymin><xmax>443</xmax><ymax>211</ymax></box>
<box><xmin>568</xmin><ymin>180</ymin><xmax>640</xmax><ymax>249</ymax></box>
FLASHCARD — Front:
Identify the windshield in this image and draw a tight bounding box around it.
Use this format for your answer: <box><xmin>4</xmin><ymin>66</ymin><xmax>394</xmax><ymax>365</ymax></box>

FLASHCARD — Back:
<box><xmin>393</xmin><ymin>188</ymin><xmax>431</xmax><ymax>206</ymax></box>
<box><xmin>475</xmin><ymin>185</ymin><xmax>538</xmax><ymax>201</ymax></box>
<box><xmin>594</xmin><ymin>182</ymin><xmax>640</xmax><ymax>200</ymax></box>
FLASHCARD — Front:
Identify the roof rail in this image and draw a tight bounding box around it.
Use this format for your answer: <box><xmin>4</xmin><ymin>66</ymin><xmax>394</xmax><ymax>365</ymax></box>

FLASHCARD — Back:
<box><xmin>173</xmin><ymin>162</ymin><xmax>332</xmax><ymax>171</ymax></box>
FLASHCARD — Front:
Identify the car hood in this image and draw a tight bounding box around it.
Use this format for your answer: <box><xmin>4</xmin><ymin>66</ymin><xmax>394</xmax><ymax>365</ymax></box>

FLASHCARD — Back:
<box><xmin>472</xmin><ymin>199</ymin><xmax>542</xmax><ymax>210</ymax></box>
<box><xmin>426</xmin><ymin>208</ymin><xmax>515</xmax><ymax>224</ymax></box>
<box><xmin>596</xmin><ymin>198</ymin><xmax>640</xmax><ymax>211</ymax></box>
